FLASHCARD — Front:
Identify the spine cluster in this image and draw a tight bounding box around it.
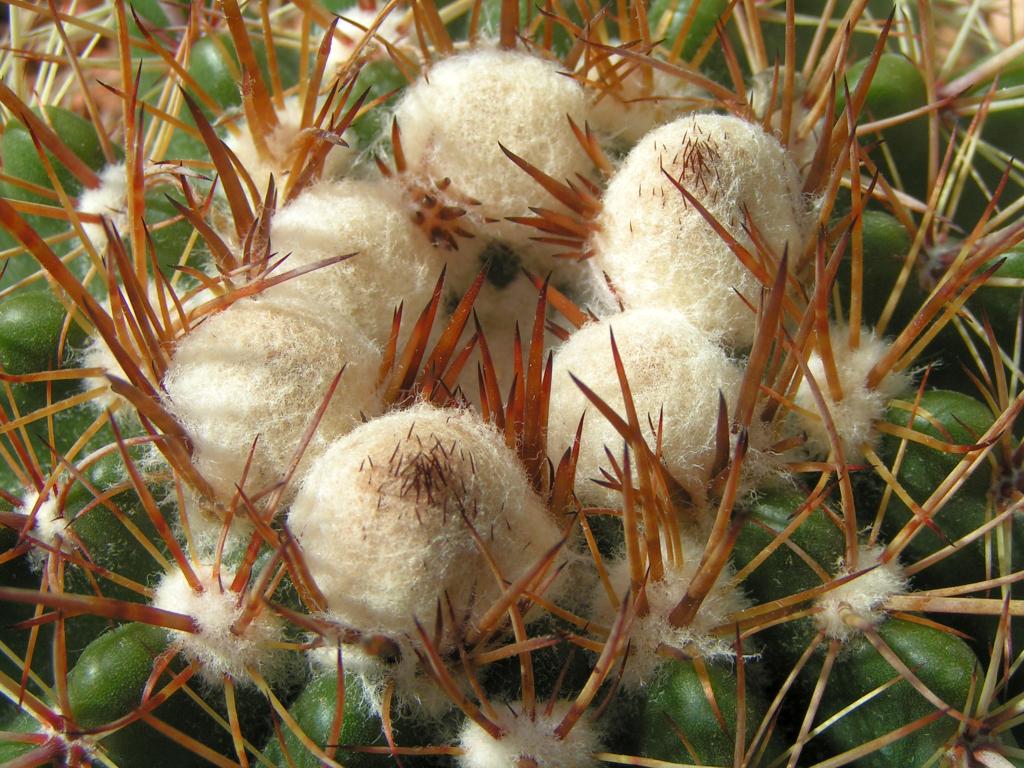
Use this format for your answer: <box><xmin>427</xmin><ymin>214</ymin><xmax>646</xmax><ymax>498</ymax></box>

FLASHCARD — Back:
<box><xmin>0</xmin><ymin>3</ymin><xmax>1021</xmax><ymax>768</ymax></box>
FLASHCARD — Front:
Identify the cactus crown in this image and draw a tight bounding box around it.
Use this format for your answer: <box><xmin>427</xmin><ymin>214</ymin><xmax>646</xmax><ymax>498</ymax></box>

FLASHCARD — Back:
<box><xmin>0</xmin><ymin>2</ymin><xmax>1022</xmax><ymax>768</ymax></box>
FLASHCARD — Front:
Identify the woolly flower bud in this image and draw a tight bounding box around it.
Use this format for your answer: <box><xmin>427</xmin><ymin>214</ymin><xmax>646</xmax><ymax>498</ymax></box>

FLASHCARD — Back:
<box><xmin>175</xmin><ymin>486</ymin><xmax>256</xmax><ymax>560</ymax></box>
<box><xmin>393</xmin><ymin>48</ymin><xmax>592</xmax><ymax>263</ymax></box>
<box><xmin>448</xmin><ymin>251</ymin><xmax>599</xmax><ymax>394</ymax></box>
<box><xmin>458</xmin><ymin>269</ymin><xmax>546</xmax><ymax>393</ymax></box>
<box><xmin>308</xmin><ymin>641</ymin><xmax>454</xmax><ymax>720</ymax></box>
<box><xmin>591</xmin><ymin>552</ymin><xmax>748</xmax><ymax>690</ymax></box>
<box><xmin>749</xmin><ymin>70</ymin><xmax>822</xmax><ymax>179</ymax></box>
<box><xmin>163</xmin><ymin>298</ymin><xmax>381</xmax><ymax>502</ymax></box>
<box><xmin>82</xmin><ymin>285</ymin><xmax>207</xmax><ymax>411</ymax></box>
<box><xmin>547</xmin><ymin>308</ymin><xmax>743</xmax><ymax>508</ymax></box>
<box><xmin>225</xmin><ymin>96</ymin><xmax>352</xmax><ymax>197</ymax></box>
<box><xmin>287</xmin><ymin>403</ymin><xmax>564</xmax><ymax>648</ymax></box>
<box><xmin>152</xmin><ymin>562</ymin><xmax>286</xmax><ymax>685</ymax></box>
<box><xmin>815</xmin><ymin>545</ymin><xmax>906</xmax><ymax>642</ymax></box>
<box><xmin>76</xmin><ymin>164</ymin><xmax>127</xmax><ymax>252</ymax></box>
<box><xmin>592</xmin><ymin>113</ymin><xmax>813</xmax><ymax>347</ymax></box>
<box><xmin>587</xmin><ymin>61</ymin><xmax>704</xmax><ymax>147</ymax></box>
<box><xmin>791</xmin><ymin>324</ymin><xmax>911</xmax><ymax>459</ymax></box>
<box><xmin>458</xmin><ymin>700</ymin><xmax>602</xmax><ymax>768</ymax></box>
<box><xmin>263</xmin><ymin>178</ymin><xmax>446</xmax><ymax>345</ymax></box>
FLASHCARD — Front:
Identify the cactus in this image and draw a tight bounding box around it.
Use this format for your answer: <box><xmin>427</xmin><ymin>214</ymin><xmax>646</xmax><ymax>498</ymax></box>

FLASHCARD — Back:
<box><xmin>0</xmin><ymin>1</ymin><xmax>1022</xmax><ymax>766</ymax></box>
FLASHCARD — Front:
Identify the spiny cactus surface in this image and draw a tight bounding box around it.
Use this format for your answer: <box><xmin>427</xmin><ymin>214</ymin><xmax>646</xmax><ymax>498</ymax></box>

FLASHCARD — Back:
<box><xmin>0</xmin><ymin>1</ymin><xmax>1023</xmax><ymax>767</ymax></box>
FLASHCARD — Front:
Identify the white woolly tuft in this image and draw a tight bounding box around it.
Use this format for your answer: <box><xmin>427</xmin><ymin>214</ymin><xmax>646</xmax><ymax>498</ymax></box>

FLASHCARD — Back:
<box><xmin>76</xmin><ymin>164</ymin><xmax>127</xmax><ymax>252</ymax></box>
<box><xmin>22</xmin><ymin>490</ymin><xmax>68</xmax><ymax>568</ymax></box>
<box><xmin>459</xmin><ymin>270</ymin><xmax>547</xmax><ymax>394</ymax></box>
<box><xmin>173</xmin><ymin>486</ymin><xmax>256</xmax><ymax>560</ymax></box>
<box><xmin>547</xmin><ymin>308</ymin><xmax>743</xmax><ymax>508</ymax></box>
<box><xmin>592</xmin><ymin>113</ymin><xmax>813</xmax><ymax>347</ymax></box>
<box><xmin>262</xmin><ymin>178</ymin><xmax>445</xmax><ymax>346</ymax></box>
<box><xmin>81</xmin><ymin>284</ymin><xmax>209</xmax><ymax>411</ymax></box>
<box><xmin>225</xmin><ymin>97</ymin><xmax>352</xmax><ymax>198</ymax></box>
<box><xmin>587</xmin><ymin>60</ymin><xmax>705</xmax><ymax>146</ymax></box>
<box><xmin>591</xmin><ymin>553</ymin><xmax>748</xmax><ymax>690</ymax></box>
<box><xmin>451</xmin><ymin>257</ymin><xmax>599</xmax><ymax>394</ymax></box>
<box><xmin>458</xmin><ymin>700</ymin><xmax>601</xmax><ymax>768</ymax></box>
<box><xmin>81</xmin><ymin>335</ymin><xmax>129</xmax><ymax>411</ymax></box>
<box><xmin>152</xmin><ymin>562</ymin><xmax>285</xmax><ymax>685</ymax></box>
<box><xmin>969</xmin><ymin>747</ymin><xmax>1019</xmax><ymax>768</ymax></box>
<box><xmin>162</xmin><ymin>298</ymin><xmax>382</xmax><ymax>502</ymax></box>
<box><xmin>393</xmin><ymin>48</ymin><xmax>592</xmax><ymax>264</ymax></box>
<box><xmin>815</xmin><ymin>545</ymin><xmax>906</xmax><ymax>642</ymax></box>
<box><xmin>309</xmin><ymin>642</ymin><xmax>455</xmax><ymax>721</ymax></box>
<box><xmin>791</xmin><ymin>325</ymin><xmax>912</xmax><ymax>459</ymax></box>
<box><xmin>287</xmin><ymin>403</ymin><xmax>564</xmax><ymax>649</ymax></box>
<box><xmin>749</xmin><ymin>70</ymin><xmax>823</xmax><ymax>180</ymax></box>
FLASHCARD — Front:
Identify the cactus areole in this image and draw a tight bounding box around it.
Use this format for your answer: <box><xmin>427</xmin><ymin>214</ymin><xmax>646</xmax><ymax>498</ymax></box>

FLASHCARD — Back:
<box><xmin>0</xmin><ymin>3</ymin><xmax>1022</xmax><ymax>768</ymax></box>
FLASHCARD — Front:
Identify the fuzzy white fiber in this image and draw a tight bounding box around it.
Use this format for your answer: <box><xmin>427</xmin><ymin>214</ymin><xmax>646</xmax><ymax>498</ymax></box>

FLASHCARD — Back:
<box><xmin>263</xmin><ymin>178</ymin><xmax>446</xmax><ymax>345</ymax></box>
<box><xmin>451</xmin><ymin>257</ymin><xmax>600</xmax><ymax>395</ymax></box>
<box><xmin>392</xmin><ymin>48</ymin><xmax>592</xmax><ymax>264</ymax></box>
<box><xmin>791</xmin><ymin>325</ymin><xmax>911</xmax><ymax>459</ymax></box>
<box><xmin>81</xmin><ymin>284</ymin><xmax>210</xmax><ymax>411</ymax></box>
<box><xmin>162</xmin><ymin>298</ymin><xmax>382</xmax><ymax>502</ymax></box>
<box><xmin>967</xmin><ymin>747</ymin><xmax>1019</xmax><ymax>768</ymax></box>
<box><xmin>591</xmin><ymin>553</ymin><xmax>748</xmax><ymax>690</ymax></box>
<box><xmin>587</xmin><ymin>61</ymin><xmax>705</xmax><ymax>146</ymax></box>
<box><xmin>76</xmin><ymin>164</ymin><xmax>127</xmax><ymax>252</ymax></box>
<box><xmin>309</xmin><ymin>642</ymin><xmax>456</xmax><ymax>721</ymax></box>
<box><xmin>23</xmin><ymin>490</ymin><xmax>68</xmax><ymax>568</ymax></box>
<box><xmin>458</xmin><ymin>271</ymin><xmax>547</xmax><ymax>394</ymax></box>
<box><xmin>174</xmin><ymin>485</ymin><xmax>256</xmax><ymax>560</ymax></box>
<box><xmin>225</xmin><ymin>97</ymin><xmax>352</xmax><ymax>199</ymax></box>
<box><xmin>815</xmin><ymin>545</ymin><xmax>906</xmax><ymax>642</ymax></box>
<box><xmin>287</xmin><ymin>403</ymin><xmax>563</xmax><ymax>649</ymax></box>
<box><xmin>152</xmin><ymin>562</ymin><xmax>284</xmax><ymax>684</ymax></box>
<box><xmin>592</xmin><ymin>113</ymin><xmax>813</xmax><ymax>347</ymax></box>
<box><xmin>458</xmin><ymin>700</ymin><xmax>601</xmax><ymax>768</ymax></box>
<box><xmin>547</xmin><ymin>308</ymin><xmax>743</xmax><ymax>508</ymax></box>
<box><xmin>81</xmin><ymin>332</ymin><xmax>152</xmax><ymax>413</ymax></box>
<box><xmin>81</xmin><ymin>335</ymin><xmax>124</xmax><ymax>405</ymax></box>
<box><xmin>749</xmin><ymin>70</ymin><xmax>822</xmax><ymax>180</ymax></box>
